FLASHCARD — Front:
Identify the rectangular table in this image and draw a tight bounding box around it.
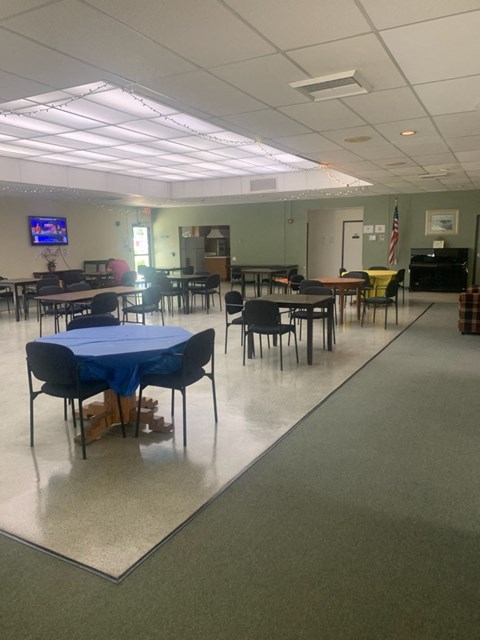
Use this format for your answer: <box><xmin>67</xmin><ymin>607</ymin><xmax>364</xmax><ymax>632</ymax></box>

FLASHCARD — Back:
<box><xmin>2</xmin><ymin>277</ymin><xmax>40</xmax><ymax>321</ymax></box>
<box><xmin>166</xmin><ymin>274</ymin><xmax>208</xmax><ymax>313</ymax></box>
<box><xmin>35</xmin><ymin>285</ymin><xmax>139</xmax><ymax>331</ymax></box>
<box><xmin>240</xmin><ymin>265</ymin><xmax>297</xmax><ymax>298</ymax></box>
<box><xmin>260</xmin><ymin>293</ymin><xmax>334</xmax><ymax>364</ymax></box>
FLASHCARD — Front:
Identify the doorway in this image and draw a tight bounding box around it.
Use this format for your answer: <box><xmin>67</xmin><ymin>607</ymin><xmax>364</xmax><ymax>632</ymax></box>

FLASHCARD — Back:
<box><xmin>132</xmin><ymin>225</ymin><xmax>152</xmax><ymax>271</ymax></box>
<box><xmin>307</xmin><ymin>207</ymin><xmax>363</xmax><ymax>277</ymax></box>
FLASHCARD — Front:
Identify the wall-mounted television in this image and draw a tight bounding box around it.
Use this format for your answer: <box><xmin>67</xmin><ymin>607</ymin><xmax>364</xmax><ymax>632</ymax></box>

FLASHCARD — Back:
<box><xmin>29</xmin><ymin>216</ymin><xmax>68</xmax><ymax>245</ymax></box>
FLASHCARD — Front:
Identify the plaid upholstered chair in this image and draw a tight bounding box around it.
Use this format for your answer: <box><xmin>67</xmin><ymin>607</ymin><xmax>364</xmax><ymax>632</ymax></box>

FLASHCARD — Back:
<box><xmin>459</xmin><ymin>286</ymin><xmax>480</xmax><ymax>334</ymax></box>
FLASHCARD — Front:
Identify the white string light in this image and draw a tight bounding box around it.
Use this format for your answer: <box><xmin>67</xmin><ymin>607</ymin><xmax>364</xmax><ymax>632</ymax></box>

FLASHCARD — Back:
<box><xmin>0</xmin><ymin>81</ymin><xmax>357</xmax><ymax>188</ymax></box>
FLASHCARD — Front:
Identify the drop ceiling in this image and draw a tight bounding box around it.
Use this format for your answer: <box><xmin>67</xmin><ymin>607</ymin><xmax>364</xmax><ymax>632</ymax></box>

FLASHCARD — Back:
<box><xmin>1</xmin><ymin>0</ymin><xmax>480</xmax><ymax>207</ymax></box>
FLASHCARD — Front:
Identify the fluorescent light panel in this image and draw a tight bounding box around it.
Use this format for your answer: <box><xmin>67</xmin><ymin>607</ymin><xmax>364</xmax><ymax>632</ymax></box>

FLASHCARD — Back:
<box><xmin>0</xmin><ymin>81</ymin><xmax>339</xmax><ymax>183</ymax></box>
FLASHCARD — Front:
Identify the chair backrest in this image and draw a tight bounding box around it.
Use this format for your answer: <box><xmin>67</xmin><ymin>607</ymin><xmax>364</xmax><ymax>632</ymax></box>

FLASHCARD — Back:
<box><xmin>121</xmin><ymin>270</ymin><xmax>137</xmax><ymax>286</ymax></box>
<box><xmin>205</xmin><ymin>274</ymin><xmax>220</xmax><ymax>289</ymax></box>
<box><xmin>395</xmin><ymin>268</ymin><xmax>405</xmax><ymax>284</ymax></box>
<box><xmin>342</xmin><ymin>271</ymin><xmax>371</xmax><ymax>287</ymax></box>
<box><xmin>67</xmin><ymin>315</ymin><xmax>120</xmax><ymax>330</ymax></box>
<box><xmin>384</xmin><ymin>278</ymin><xmax>400</xmax><ymax>299</ymax></box>
<box><xmin>66</xmin><ymin>281</ymin><xmax>91</xmax><ymax>292</ymax></box>
<box><xmin>37</xmin><ymin>284</ymin><xmax>64</xmax><ymax>297</ymax></box>
<box><xmin>182</xmin><ymin>328</ymin><xmax>215</xmax><ymax>373</ymax></box>
<box><xmin>36</xmin><ymin>278</ymin><xmax>59</xmax><ymax>293</ymax></box>
<box><xmin>182</xmin><ymin>266</ymin><xmax>194</xmax><ymax>275</ymax></box>
<box><xmin>244</xmin><ymin>299</ymin><xmax>280</xmax><ymax>326</ymax></box>
<box><xmin>286</xmin><ymin>267</ymin><xmax>298</xmax><ymax>279</ymax></box>
<box><xmin>368</xmin><ymin>266</ymin><xmax>389</xmax><ymax>270</ymax></box>
<box><xmin>299</xmin><ymin>279</ymin><xmax>322</xmax><ymax>293</ymax></box>
<box><xmin>142</xmin><ymin>285</ymin><xmax>162</xmax><ymax>307</ymax></box>
<box><xmin>26</xmin><ymin>342</ymin><xmax>76</xmax><ymax>385</ymax></box>
<box><xmin>137</xmin><ymin>265</ymin><xmax>156</xmax><ymax>283</ymax></box>
<box><xmin>90</xmin><ymin>291</ymin><xmax>118</xmax><ymax>315</ymax></box>
<box><xmin>153</xmin><ymin>275</ymin><xmax>174</xmax><ymax>292</ymax></box>
<box><xmin>289</xmin><ymin>274</ymin><xmax>305</xmax><ymax>291</ymax></box>
<box><xmin>302</xmin><ymin>286</ymin><xmax>334</xmax><ymax>296</ymax></box>
<box><xmin>225</xmin><ymin>290</ymin><xmax>243</xmax><ymax>316</ymax></box>
<box><xmin>62</xmin><ymin>270</ymin><xmax>84</xmax><ymax>286</ymax></box>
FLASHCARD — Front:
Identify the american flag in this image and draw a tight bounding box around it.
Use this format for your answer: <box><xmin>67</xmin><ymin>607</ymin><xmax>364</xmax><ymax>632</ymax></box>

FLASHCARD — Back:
<box><xmin>388</xmin><ymin>203</ymin><xmax>399</xmax><ymax>265</ymax></box>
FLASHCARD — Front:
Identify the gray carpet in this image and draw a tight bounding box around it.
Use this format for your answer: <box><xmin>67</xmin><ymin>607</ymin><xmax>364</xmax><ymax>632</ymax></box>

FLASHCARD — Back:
<box><xmin>2</xmin><ymin>302</ymin><xmax>480</xmax><ymax>640</ymax></box>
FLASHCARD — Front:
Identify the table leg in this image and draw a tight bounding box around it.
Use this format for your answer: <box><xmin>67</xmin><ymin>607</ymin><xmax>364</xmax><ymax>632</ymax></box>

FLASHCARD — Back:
<box><xmin>326</xmin><ymin>301</ymin><xmax>333</xmax><ymax>351</ymax></box>
<box><xmin>338</xmin><ymin>291</ymin><xmax>345</xmax><ymax>324</ymax></box>
<box><xmin>306</xmin><ymin>307</ymin><xmax>314</xmax><ymax>365</ymax></box>
<box><xmin>355</xmin><ymin>288</ymin><xmax>362</xmax><ymax>320</ymax></box>
<box><xmin>13</xmin><ymin>284</ymin><xmax>22</xmax><ymax>322</ymax></box>
<box><xmin>241</xmin><ymin>275</ymin><xmax>246</xmax><ymax>299</ymax></box>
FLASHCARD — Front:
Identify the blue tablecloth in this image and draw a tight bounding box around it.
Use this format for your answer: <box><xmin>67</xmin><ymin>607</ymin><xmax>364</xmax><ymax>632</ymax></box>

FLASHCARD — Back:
<box><xmin>36</xmin><ymin>325</ymin><xmax>192</xmax><ymax>396</ymax></box>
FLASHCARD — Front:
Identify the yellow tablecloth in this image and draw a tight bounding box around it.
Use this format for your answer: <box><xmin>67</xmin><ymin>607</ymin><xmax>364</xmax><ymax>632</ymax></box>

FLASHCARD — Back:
<box><xmin>365</xmin><ymin>270</ymin><xmax>397</xmax><ymax>296</ymax></box>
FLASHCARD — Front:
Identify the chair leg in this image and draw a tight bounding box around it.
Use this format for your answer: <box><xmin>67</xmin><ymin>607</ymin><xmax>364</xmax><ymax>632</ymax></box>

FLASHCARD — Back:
<box><xmin>181</xmin><ymin>388</ymin><xmax>187</xmax><ymax>447</ymax></box>
<box><xmin>211</xmin><ymin>376</ymin><xmax>218</xmax><ymax>423</ymax></box>
<box><xmin>279</xmin><ymin>334</ymin><xmax>283</xmax><ymax>371</ymax></box>
<box><xmin>224</xmin><ymin>323</ymin><xmax>229</xmax><ymax>354</ymax></box>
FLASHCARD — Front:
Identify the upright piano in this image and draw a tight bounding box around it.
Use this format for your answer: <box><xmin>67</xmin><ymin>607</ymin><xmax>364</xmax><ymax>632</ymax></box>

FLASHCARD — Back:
<box><xmin>409</xmin><ymin>248</ymin><xmax>468</xmax><ymax>292</ymax></box>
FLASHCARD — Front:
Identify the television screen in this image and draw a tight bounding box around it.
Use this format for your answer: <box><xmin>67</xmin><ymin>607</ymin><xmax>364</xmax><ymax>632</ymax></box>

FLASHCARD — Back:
<box><xmin>29</xmin><ymin>216</ymin><xmax>68</xmax><ymax>245</ymax></box>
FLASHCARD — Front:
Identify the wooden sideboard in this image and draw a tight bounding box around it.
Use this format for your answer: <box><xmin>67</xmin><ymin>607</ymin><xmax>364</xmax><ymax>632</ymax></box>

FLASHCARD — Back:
<box><xmin>204</xmin><ymin>257</ymin><xmax>230</xmax><ymax>280</ymax></box>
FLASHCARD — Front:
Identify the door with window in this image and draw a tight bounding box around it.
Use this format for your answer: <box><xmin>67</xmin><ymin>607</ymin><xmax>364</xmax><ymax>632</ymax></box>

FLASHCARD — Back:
<box><xmin>132</xmin><ymin>225</ymin><xmax>152</xmax><ymax>272</ymax></box>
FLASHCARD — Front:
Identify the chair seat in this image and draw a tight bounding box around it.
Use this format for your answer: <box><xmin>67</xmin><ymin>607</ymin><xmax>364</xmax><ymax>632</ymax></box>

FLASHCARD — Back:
<box><xmin>140</xmin><ymin>366</ymin><xmax>206</xmax><ymax>389</ymax></box>
<box><xmin>291</xmin><ymin>310</ymin><xmax>328</xmax><ymax>320</ymax></box>
<box><xmin>249</xmin><ymin>323</ymin><xmax>293</xmax><ymax>335</ymax></box>
<box><xmin>231</xmin><ymin>316</ymin><xmax>245</xmax><ymax>326</ymax></box>
<box><xmin>42</xmin><ymin>379</ymin><xmax>108</xmax><ymax>399</ymax></box>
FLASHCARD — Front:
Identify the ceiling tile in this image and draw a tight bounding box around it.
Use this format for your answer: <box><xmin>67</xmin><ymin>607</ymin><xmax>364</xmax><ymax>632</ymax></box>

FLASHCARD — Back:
<box><xmin>381</xmin><ymin>11</ymin><xmax>480</xmax><ymax>84</ymax></box>
<box><xmin>86</xmin><ymin>0</ymin><xmax>275</xmax><ymax>66</ymax></box>
<box><xmin>146</xmin><ymin>71</ymin><xmax>264</xmax><ymax>117</ymax></box>
<box><xmin>279</xmin><ymin>101</ymin><xmax>365</xmax><ymax>132</ymax></box>
<box><xmin>211</xmin><ymin>54</ymin><xmax>309</xmax><ymax>107</ymax></box>
<box><xmin>414</xmin><ymin>76</ymin><xmax>480</xmax><ymax>115</ymax></box>
<box><xmin>3</xmin><ymin>1</ymin><xmax>194</xmax><ymax>81</ymax></box>
<box><xmin>342</xmin><ymin>88</ymin><xmax>427</xmax><ymax>123</ymax></box>
<box><xmin>359</xmin><ymin>0</ymin><xmax>480</xmax><ymax>29</ymax></box>
<box><xmin>222</xmin><ymin>109</ymin><xmax>310</xmax><ymax>139</ymax></box>
<box><xmin>288</xmin><ymin>34</ymin><xmax>406</xmax><ymax>92</ymax></box>
<box><xmin>224</xmin><ymin>0</ymin><xmax>372</xmax><ymax>50</ymax></box>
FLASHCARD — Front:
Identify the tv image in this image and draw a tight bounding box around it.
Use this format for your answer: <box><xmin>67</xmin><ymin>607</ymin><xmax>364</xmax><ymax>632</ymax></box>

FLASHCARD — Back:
<box><xmin>29</xmin><ymin>216</ymin><xmax>68</xmax><ymax>245</ymax></box>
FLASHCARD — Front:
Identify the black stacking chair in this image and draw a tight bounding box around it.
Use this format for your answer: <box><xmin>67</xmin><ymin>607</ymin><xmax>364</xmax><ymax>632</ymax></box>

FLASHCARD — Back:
<box><xmin>243</xmin><ymin>299</ymin><xmax>298</xmax><ymax>371</ymax></box>
<box><xmin>90</xmin><ymin>291</ymin><xmax>118</xmax><ymax>316</ymax></box>
<box><xmin>135</xmin><ymin>328</ymin><xmax>217</xmax><ymax>447</ymax></box>
<box><xmin>395</xmin><ymin>268</ymin><xmax>406</xmax><ymax>303</ymax></box>
<box><xmin>192</xmin><ymin>274</ymin><xmax>222</xmax><ymax>313</ymax></box>
<box><xmin>122</xmin><ymin>285</ymin><xmax>164</xmax><ymax>325</ymax></box>
<box><xmin>289</xmin><ymin>274</ymin><xmax>305</xmax><ymax>293</ymax></box>
<box><xmin>66</xmin><ymin>281</ymin><xmax>92</xmax><ymax>318</ymax></box>
<box><xmin>292</xmin><ymin>286</ymin><xmax>336</xmax><ymax>348</ymax></box>
<box><xmin>224</xmin><ymin>290</ymin><xmax>245</xmax><ymax>353</ymax></box>
<box><xmin>121</xmin><ymin>270</ymin><xmax>137</xmax><ymax>286</ymax></box>
<box><xmin>67</xmin><ymin>315</ymin><xmax>120</xmax><ymax>330</ymax></box>
<box><xmin>0</xmin><ymin>282</ymin><xmax>13</xmax><ymax>314</ymax></box>
<box><xmin>341</xmin><ymin>270</ymin><xmax>373</xmax><ymax>306</ymax></box>
<box><xmin>37</xmin><ymin>284</ymin><xmax>66</xmax><ymax>336</ymax></box>
<box><xmin>361</xmin><ymin>277</ymin><xmax>400</xmax><ymax>329</ymax></box>
<box><xmin>26</xmin><ymin>341</ymin><xmax>126</xmax><ymax>460</ymax></box>
<box><xmin>62</xmin><ymin>270</ymin><xmax>85</xmax><ymax>287</ymax></box>
<box><xmin>153</xmin><ymin>275</ymin><xmax>181</xmax><ymax>313</ymax></box>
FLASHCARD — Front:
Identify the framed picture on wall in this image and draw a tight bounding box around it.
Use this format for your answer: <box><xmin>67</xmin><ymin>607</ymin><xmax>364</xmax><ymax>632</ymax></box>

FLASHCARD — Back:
<box><xmin>425</xmin><ymin>209</ymin><xmax>459</xmax><ymax>235</ymax></box>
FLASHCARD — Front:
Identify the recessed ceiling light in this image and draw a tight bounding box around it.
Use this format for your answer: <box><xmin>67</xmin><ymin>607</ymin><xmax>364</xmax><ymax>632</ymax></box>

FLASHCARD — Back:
<box><xmin>400</xmin><ymin>129</ymin><xmax>416</xmax><ymax>136</ymax></box>
<box><xmin>344</xmin><ymin>135</ymin><xmax>372</xmax><ymax>143</ymax></box>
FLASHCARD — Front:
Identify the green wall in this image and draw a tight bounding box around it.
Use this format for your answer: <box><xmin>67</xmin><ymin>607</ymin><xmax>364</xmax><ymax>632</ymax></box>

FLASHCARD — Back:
<box><xmin>153</xmin><ymin>191</ymin><xmax>479</xmax><ymax>283</ymax></box>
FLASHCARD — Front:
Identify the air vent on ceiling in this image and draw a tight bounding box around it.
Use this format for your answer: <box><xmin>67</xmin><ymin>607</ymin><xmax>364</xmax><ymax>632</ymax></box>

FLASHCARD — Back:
<box><xmin>418</xmin><ymin>171</ymin><xmax>448</xmax><ymax>179</ymax></box>
<box><xmin>289</xmin><ymin>70</ymin><xmax>371</xmax><ymax>101</ymax></box>
<box><xmin>250</xmin><ymin>177</ymin><xmax>277</xmax><ymax>192</ymax></box>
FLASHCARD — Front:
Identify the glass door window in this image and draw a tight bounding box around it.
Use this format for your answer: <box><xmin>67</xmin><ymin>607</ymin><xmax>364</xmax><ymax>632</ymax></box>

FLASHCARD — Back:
<box><xmin>132</xmin><ymin>225</ymin><xmax>152</xmax><ymax>273</ymax></box>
